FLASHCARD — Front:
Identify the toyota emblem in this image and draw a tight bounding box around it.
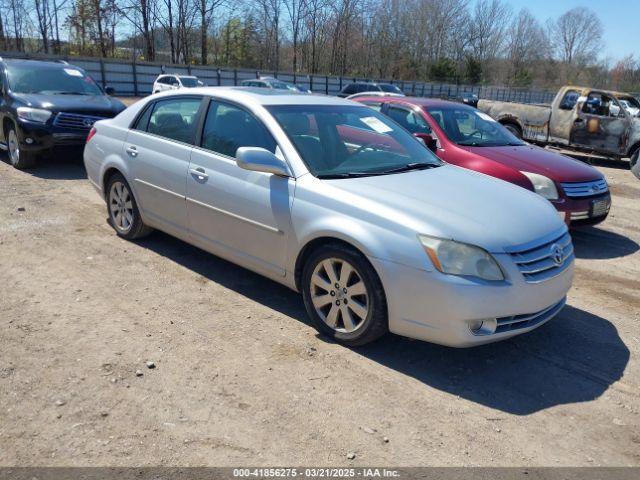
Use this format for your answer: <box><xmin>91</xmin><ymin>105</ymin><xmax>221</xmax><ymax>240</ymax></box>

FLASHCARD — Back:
<box><xmin>550</xmin><ymin>244</ymin><xmax>564</xmax><ymax>266</ymax></box>
<box><xmin>83</xmin><ymin>118</ymin><xmax>95</xmax><ymax>127</ymax></box>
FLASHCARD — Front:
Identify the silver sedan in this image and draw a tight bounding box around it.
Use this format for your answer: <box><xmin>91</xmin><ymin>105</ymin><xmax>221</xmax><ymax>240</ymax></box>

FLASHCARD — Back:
<box><xmin>84</xmin><ymin>88</ymin><xmax>574</xmax><ymax>347</ymax></box>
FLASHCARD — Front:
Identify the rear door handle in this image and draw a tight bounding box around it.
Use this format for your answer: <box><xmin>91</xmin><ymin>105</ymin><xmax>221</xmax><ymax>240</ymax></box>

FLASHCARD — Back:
<box><xmin>125</xmin><ymin>146</ymin><xmax>138</xmax><ymax>157</ymax></box>
<box><xmin>190</xmin><ymin>167</ymin><xmax>209</xmax><ymax>181</ymax></box>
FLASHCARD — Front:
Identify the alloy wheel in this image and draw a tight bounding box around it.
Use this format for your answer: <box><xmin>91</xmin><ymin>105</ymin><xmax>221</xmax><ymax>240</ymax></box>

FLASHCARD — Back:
<box><xmin>8</xmin><ymin>129</ymin><xmax>19</xmax><ymax>166</ymax></box>
<box><xmin>310</xmin><ymin>257</ymin><xmax>370</xmax><ymax>333</ymax></box>
<box><xmin>109</xmin><ymin>181</ymin><xmax>134</xmax><ymax>233</ymax></box>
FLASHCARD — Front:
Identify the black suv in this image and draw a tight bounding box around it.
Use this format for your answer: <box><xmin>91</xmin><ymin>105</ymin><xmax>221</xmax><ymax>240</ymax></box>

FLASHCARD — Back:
<box><xmin>0</xmin><ymin>58</ymin><xmax>126</xmax><ymax>169</ymax></box>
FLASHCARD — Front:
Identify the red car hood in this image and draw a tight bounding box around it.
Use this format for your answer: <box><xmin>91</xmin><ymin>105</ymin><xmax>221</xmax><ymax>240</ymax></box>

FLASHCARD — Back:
<box><xmin>463</xmin><ymin>145</ymin><xmax>602</xmax><ymax>183</ymax></box>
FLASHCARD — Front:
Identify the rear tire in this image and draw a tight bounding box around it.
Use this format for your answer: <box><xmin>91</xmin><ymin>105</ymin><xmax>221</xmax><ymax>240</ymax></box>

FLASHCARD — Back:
<box><xmin>503</xmin><ymin>123</ymin><xmax>522</xmax><ymax>139</ymax></box>
<box><xmin>105</xmin><ymin>173</ymin><xmax>153</xmax><ymax>240</ymax></box>
<box><xmin>6</xmin><ymin>125</ymin><xmax>37</xmax><ymax>169</ymax></box>
<box><xmin>301</xmin><ymin>243</ymin><xmax>388</xmax><ymax>346</ymax></box>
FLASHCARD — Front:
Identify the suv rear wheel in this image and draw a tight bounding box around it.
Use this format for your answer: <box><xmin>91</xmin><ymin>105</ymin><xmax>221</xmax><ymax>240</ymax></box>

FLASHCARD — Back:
<box><xmin>7</xmin><ymin>125</ymin><xmax>37</xmax><ymax>169</ymax></box>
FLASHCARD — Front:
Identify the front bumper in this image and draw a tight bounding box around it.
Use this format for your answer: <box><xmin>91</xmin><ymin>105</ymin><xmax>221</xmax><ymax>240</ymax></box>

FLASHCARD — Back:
<box><xmin>552</xmin><ymin>193</ymin><xmax>611</xmax><ymax>226</ymax></box>
<box><xmin>15</xmin><ymin>118</ymin><xmax>93</xmax><ymax>153</ymax></box>
<box><xmin>370</xmin><ymin>252</ymin><xmax>573</xmax><ymax>348</ymax></box>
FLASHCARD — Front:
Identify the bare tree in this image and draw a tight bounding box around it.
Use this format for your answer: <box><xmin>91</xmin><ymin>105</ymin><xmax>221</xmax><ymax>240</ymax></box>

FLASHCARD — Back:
<box><xmin>549</xmin><ymin>7</ymin><xmax>603</xmax><ymax>66</ymax></box>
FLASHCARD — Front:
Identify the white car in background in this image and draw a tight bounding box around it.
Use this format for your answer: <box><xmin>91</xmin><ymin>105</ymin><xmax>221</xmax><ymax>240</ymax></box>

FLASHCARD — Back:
<box><xmin>152</xmin><ymin>74</ymin><xmax>203</xmax><ymax>94</ymax></box>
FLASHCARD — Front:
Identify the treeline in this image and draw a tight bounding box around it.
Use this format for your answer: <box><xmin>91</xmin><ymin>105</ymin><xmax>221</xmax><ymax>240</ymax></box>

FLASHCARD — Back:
<box><xmin>1</xmin><ymin>0</ymin><xmax>640</xmax><ymax>91</ymax></box>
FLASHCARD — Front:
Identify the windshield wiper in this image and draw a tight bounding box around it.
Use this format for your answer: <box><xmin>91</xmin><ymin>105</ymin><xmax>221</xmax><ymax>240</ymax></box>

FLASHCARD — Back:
<box><xmin>54</xmin><ymin>91</ymin><xmax>91</xmax><ymax>95</ymax></box>
<box><xmin>376</xmin><ymin>162</ymin><xmax>440</xmax><ymax>174</ymax></box>
<box><xmin>317</xmin><ymin>163</ymin><xmax>439</xmax><ymax>179</ymax></box>
<box><xmin>317</xmin><ymin>171</ymin><xmax>388</xmax><ymax>179</ymax></box>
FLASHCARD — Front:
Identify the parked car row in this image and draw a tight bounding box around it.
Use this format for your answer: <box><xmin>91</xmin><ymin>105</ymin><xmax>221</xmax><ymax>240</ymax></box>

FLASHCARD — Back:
<box><xmin>3</xmin><ymin>58</ymin><xmax>620</xmax><ymax>349</ymax></box>
<box><xmin>83</xmin><ymin>86</ymin><xmax>576</xmax><ymax>348</ymax></box>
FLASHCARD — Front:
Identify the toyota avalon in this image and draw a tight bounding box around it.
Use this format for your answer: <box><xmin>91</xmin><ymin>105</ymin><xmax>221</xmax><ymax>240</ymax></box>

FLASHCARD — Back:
<box><xmin>84</xmin><ymin>88</ymin><xmax>574</xmax><ymax>347</ymax></box>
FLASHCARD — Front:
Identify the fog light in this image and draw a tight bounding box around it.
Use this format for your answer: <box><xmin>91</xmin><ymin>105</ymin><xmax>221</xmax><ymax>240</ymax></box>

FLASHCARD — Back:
<box><xmin>468</xmin><ymin>318</ymin><xmax>497</xmax><ymax>336</ymax></box>
<box><xmin>25</xmin><ymin>137</ymin><xmax>33</xmax><ymax>144</ymax></box>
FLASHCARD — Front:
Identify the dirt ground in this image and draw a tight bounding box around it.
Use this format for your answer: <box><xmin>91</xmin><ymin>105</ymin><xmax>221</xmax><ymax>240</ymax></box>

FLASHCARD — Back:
<box><xmin>0</xmin><ymin>147</ymin><xmax>639</xmax><ymax>466</ymax></box>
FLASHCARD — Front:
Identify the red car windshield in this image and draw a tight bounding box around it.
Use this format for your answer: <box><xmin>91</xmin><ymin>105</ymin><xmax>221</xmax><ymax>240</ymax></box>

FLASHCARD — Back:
<box><xmin>426</xmin><ymin>105</ymin><xmax>525</xmax><ymax>147</ymax></box>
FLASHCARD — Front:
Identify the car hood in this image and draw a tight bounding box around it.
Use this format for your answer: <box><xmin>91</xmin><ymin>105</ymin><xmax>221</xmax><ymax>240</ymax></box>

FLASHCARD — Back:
<box><xmin>12</xmin><ymin>93</ymin><xmax>126</xmax><ymax>116</ymax></box>
<box><xmin>326</xmin><ymin>165</ymin><xmax>565</xmax><ymax>253</ymax></box>
<box><xmin>463</xmin><ymin>145</ymin><xmax>602</xmax><ymax>183</ymax></box>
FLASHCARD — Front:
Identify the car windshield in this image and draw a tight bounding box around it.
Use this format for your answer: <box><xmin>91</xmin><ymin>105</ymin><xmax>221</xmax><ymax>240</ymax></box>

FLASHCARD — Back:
<box><xmin>6</xmin><ymin>63</ymin><xmax>103</xmax><ymax>95</ymax></box>
<box><xmin>268</xmin><ymin>105</ymin><xmax>442</xmax><ymax>178</ymax></box>
<box><xmin>379</xmin><ymin>84</ymin><xmax>403</xmax><ymax>94</ymax></box>
<box><xmin>426</xmin><ymin>105</ymin><xmax>525</xmax><ymax>147</ymax></box>
<box><xmin>180</xmin><ymin>77</ymin><xmax>198</xmax><ymax>87</ymax></box>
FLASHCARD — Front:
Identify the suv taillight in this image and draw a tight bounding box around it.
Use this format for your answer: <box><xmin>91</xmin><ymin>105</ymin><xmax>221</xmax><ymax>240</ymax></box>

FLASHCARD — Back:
<box><xmin>86</xmin><ymin>127</ymin><xmax>97</xmax><ymax>143</ymax></box>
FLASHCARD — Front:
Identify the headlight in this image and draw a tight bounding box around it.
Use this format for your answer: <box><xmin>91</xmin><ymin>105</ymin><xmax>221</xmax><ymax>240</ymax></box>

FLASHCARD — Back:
<box><xmin>17</xmin><ymin>107</ymin><xmax>52</xmax><ymax>123</ymax></box>
<box><xmin>418</xmin><ymin>235</ymin><xmax>504</xmax><ymax>281</ymax></box>
<box><xmin>521</xmin><ymin>172</ymin><xmax>558</xmax><ymax>200</ymax></box>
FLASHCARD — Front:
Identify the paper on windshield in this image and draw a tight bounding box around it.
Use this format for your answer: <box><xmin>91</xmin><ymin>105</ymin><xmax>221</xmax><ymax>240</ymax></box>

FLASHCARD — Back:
<box><xmin>64</xmin><ymin>68</ymin><xmax>83</xmax><ymax>77</ymax></box>
<box><xmin>361</xmin><ymin>116</ymin><xmax>393</xmax><ymax>133</ymax></box>
<box><xmin>476</xmin><ymin>112</ymin><xmax>497</xmax><ymax>123</ymax></box>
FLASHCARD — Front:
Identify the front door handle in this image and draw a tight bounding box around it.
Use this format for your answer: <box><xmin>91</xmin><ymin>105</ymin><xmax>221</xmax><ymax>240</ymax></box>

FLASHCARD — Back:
<box><xmin>125</xmin><ymin>146</ymin><xmax>138</xmax><ymax>157</ymax></box>
<box><xmin>190</xmin><ymin>167</ymin><xmax>209</xmax><ymax>181</ymax></box>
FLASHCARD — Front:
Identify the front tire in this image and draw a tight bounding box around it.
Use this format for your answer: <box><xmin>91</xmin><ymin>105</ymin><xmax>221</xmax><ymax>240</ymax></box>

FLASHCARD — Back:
<box><xmin>106</xmin><ymin>173</ymin><xmax>153</xmax><ymax>240</ymax></box>
<box><xmin>631</xmin><ymin>149</ymin><xmax>640</xmax><ymax>180</ymax></box>
<box><xmin>7</xmin><ymin>125</ymin><xmax>37</xmax><ymax>169</ymax></box>
<box><xmin>301</xmin><ymin>244</ymin><xmax>388</xmax><ymax>346</ymax></box>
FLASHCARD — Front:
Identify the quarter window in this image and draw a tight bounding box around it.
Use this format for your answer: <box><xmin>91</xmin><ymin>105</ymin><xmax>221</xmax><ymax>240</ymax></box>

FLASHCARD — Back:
<box><xmin>145</xmin><ymin>97</ymin><xmax>202</xmax><ymax>143</ymax></box>
<box><xmin>559</xmin><ymin>90</ymin><xmax>580</xmax><ymax>110</ymax></box>
<box><xmin>201</xmin><ymin>101</ymin><xmax>276</xmax><ymax>157</ymax></box>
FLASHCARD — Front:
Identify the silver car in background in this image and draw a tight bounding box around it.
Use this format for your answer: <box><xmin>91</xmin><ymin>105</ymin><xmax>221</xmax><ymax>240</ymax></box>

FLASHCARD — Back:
<box><xmin>84</xmin><ymin>87</ymin><xmax>574</xmax><ymax>347</ymax></box>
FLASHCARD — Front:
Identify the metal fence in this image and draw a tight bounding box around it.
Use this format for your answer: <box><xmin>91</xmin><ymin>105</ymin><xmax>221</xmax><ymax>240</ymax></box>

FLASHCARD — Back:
<box><xmin>0</xmin><ymin>51</ymin><xmax>557</xmax><ymax>104</ymax></box>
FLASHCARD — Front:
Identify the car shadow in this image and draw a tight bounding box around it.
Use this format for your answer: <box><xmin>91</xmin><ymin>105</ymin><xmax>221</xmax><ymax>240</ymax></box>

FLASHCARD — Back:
<box><xmin>571</xmin><ymin>226</ymin><xmax>639</xmax><ymax>260</ymax></box>
<box><xmin>353</xmin><ymin>305</ymin><xmax>629</xmax><ymax>415</ymax></box>
<box><xmin>135</xmin><ymin>231</ymin><xmax>308</xmax><ymax>323</ymax></box>
<box><xmin>135</xmin><ymin>231</ymin><xmax>628</xmax><ymax>416</ymax></box>
<box><xmin>1</xmin><ymin>151</ymin><xmax>87</xmax><ymax>180</ymax></box>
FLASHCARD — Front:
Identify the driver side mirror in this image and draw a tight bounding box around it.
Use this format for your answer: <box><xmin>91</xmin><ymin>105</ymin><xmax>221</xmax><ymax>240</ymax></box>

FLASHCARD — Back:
<box><xmin>236</xmin><ymin>147</ymin><xmax>291</xmax><ymax>177</ymax></box>
<box><xmin>105</xmin><ymin>86</ymin><xmax>115</xmax><ymax>96</ymax></box>
<box><xmin>414</xmin><ymin>133</ymin><xmax>438</xmax><ymax>152</ymax></box>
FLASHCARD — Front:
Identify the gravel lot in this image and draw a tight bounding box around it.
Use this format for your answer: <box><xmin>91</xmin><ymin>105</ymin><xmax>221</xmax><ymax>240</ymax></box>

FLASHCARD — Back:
<box><xmin>0</xmin><ymin>148</ymin><xmax>639</xmax><ymax>466</ymax></box>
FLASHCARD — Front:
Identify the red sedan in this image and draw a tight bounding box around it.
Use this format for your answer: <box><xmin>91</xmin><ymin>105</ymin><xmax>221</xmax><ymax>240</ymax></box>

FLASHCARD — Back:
<box><xmin>353</xmin><ymin>96</ymin><xmax>611</xmax><ymax>226</ymax></box>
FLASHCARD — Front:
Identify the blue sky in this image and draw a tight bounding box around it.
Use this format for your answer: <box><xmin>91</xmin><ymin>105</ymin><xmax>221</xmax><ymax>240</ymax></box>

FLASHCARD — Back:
<box><xmin>481</xmin><ymin>0</ymin><xmax>639</xmax><ymax>62</ymax></box>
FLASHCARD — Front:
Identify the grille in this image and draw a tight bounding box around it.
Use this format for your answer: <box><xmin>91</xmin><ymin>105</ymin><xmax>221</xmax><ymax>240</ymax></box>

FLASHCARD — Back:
<box><xmin>495</xmin><ymin>297</ymin><xmax>566</xmax><ymax>334</ymax></box>
<box><xmin>509</xmin><ymin>231</ymin><xmax>574</xmax><ymax>283</ymax></box>
<box><xmin>53</xmin><ymin>112</ymin><xmax>108</xmax><ymax>130</ymax></box>
<box><xmin>560</xmin><ymin>179</ymin><xmax>608</xmax><ymax>198</ymax></box>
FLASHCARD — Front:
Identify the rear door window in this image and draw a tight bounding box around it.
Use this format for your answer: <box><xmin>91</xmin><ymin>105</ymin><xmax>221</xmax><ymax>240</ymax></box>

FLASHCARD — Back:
<box><xmin>144</xmin><ymin>97</ymin><xmax>202</xmax><ymax>144</ymax></box>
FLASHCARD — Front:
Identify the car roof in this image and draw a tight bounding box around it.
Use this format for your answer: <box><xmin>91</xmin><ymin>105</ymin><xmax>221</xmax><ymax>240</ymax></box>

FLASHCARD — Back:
<box><xmin>2</xmin><ymin>58</ymin><xmax>84</xmax><ymax>70</ymax></box>
<box><xmin>354</xmin><ymin>95</ymin><xmax>472</xmax><ymax>109</ymax></box>
<box><xmin>156</xmin><ymin>86</ymin><xmax>358</xmax><ymax>106</ymax></box>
